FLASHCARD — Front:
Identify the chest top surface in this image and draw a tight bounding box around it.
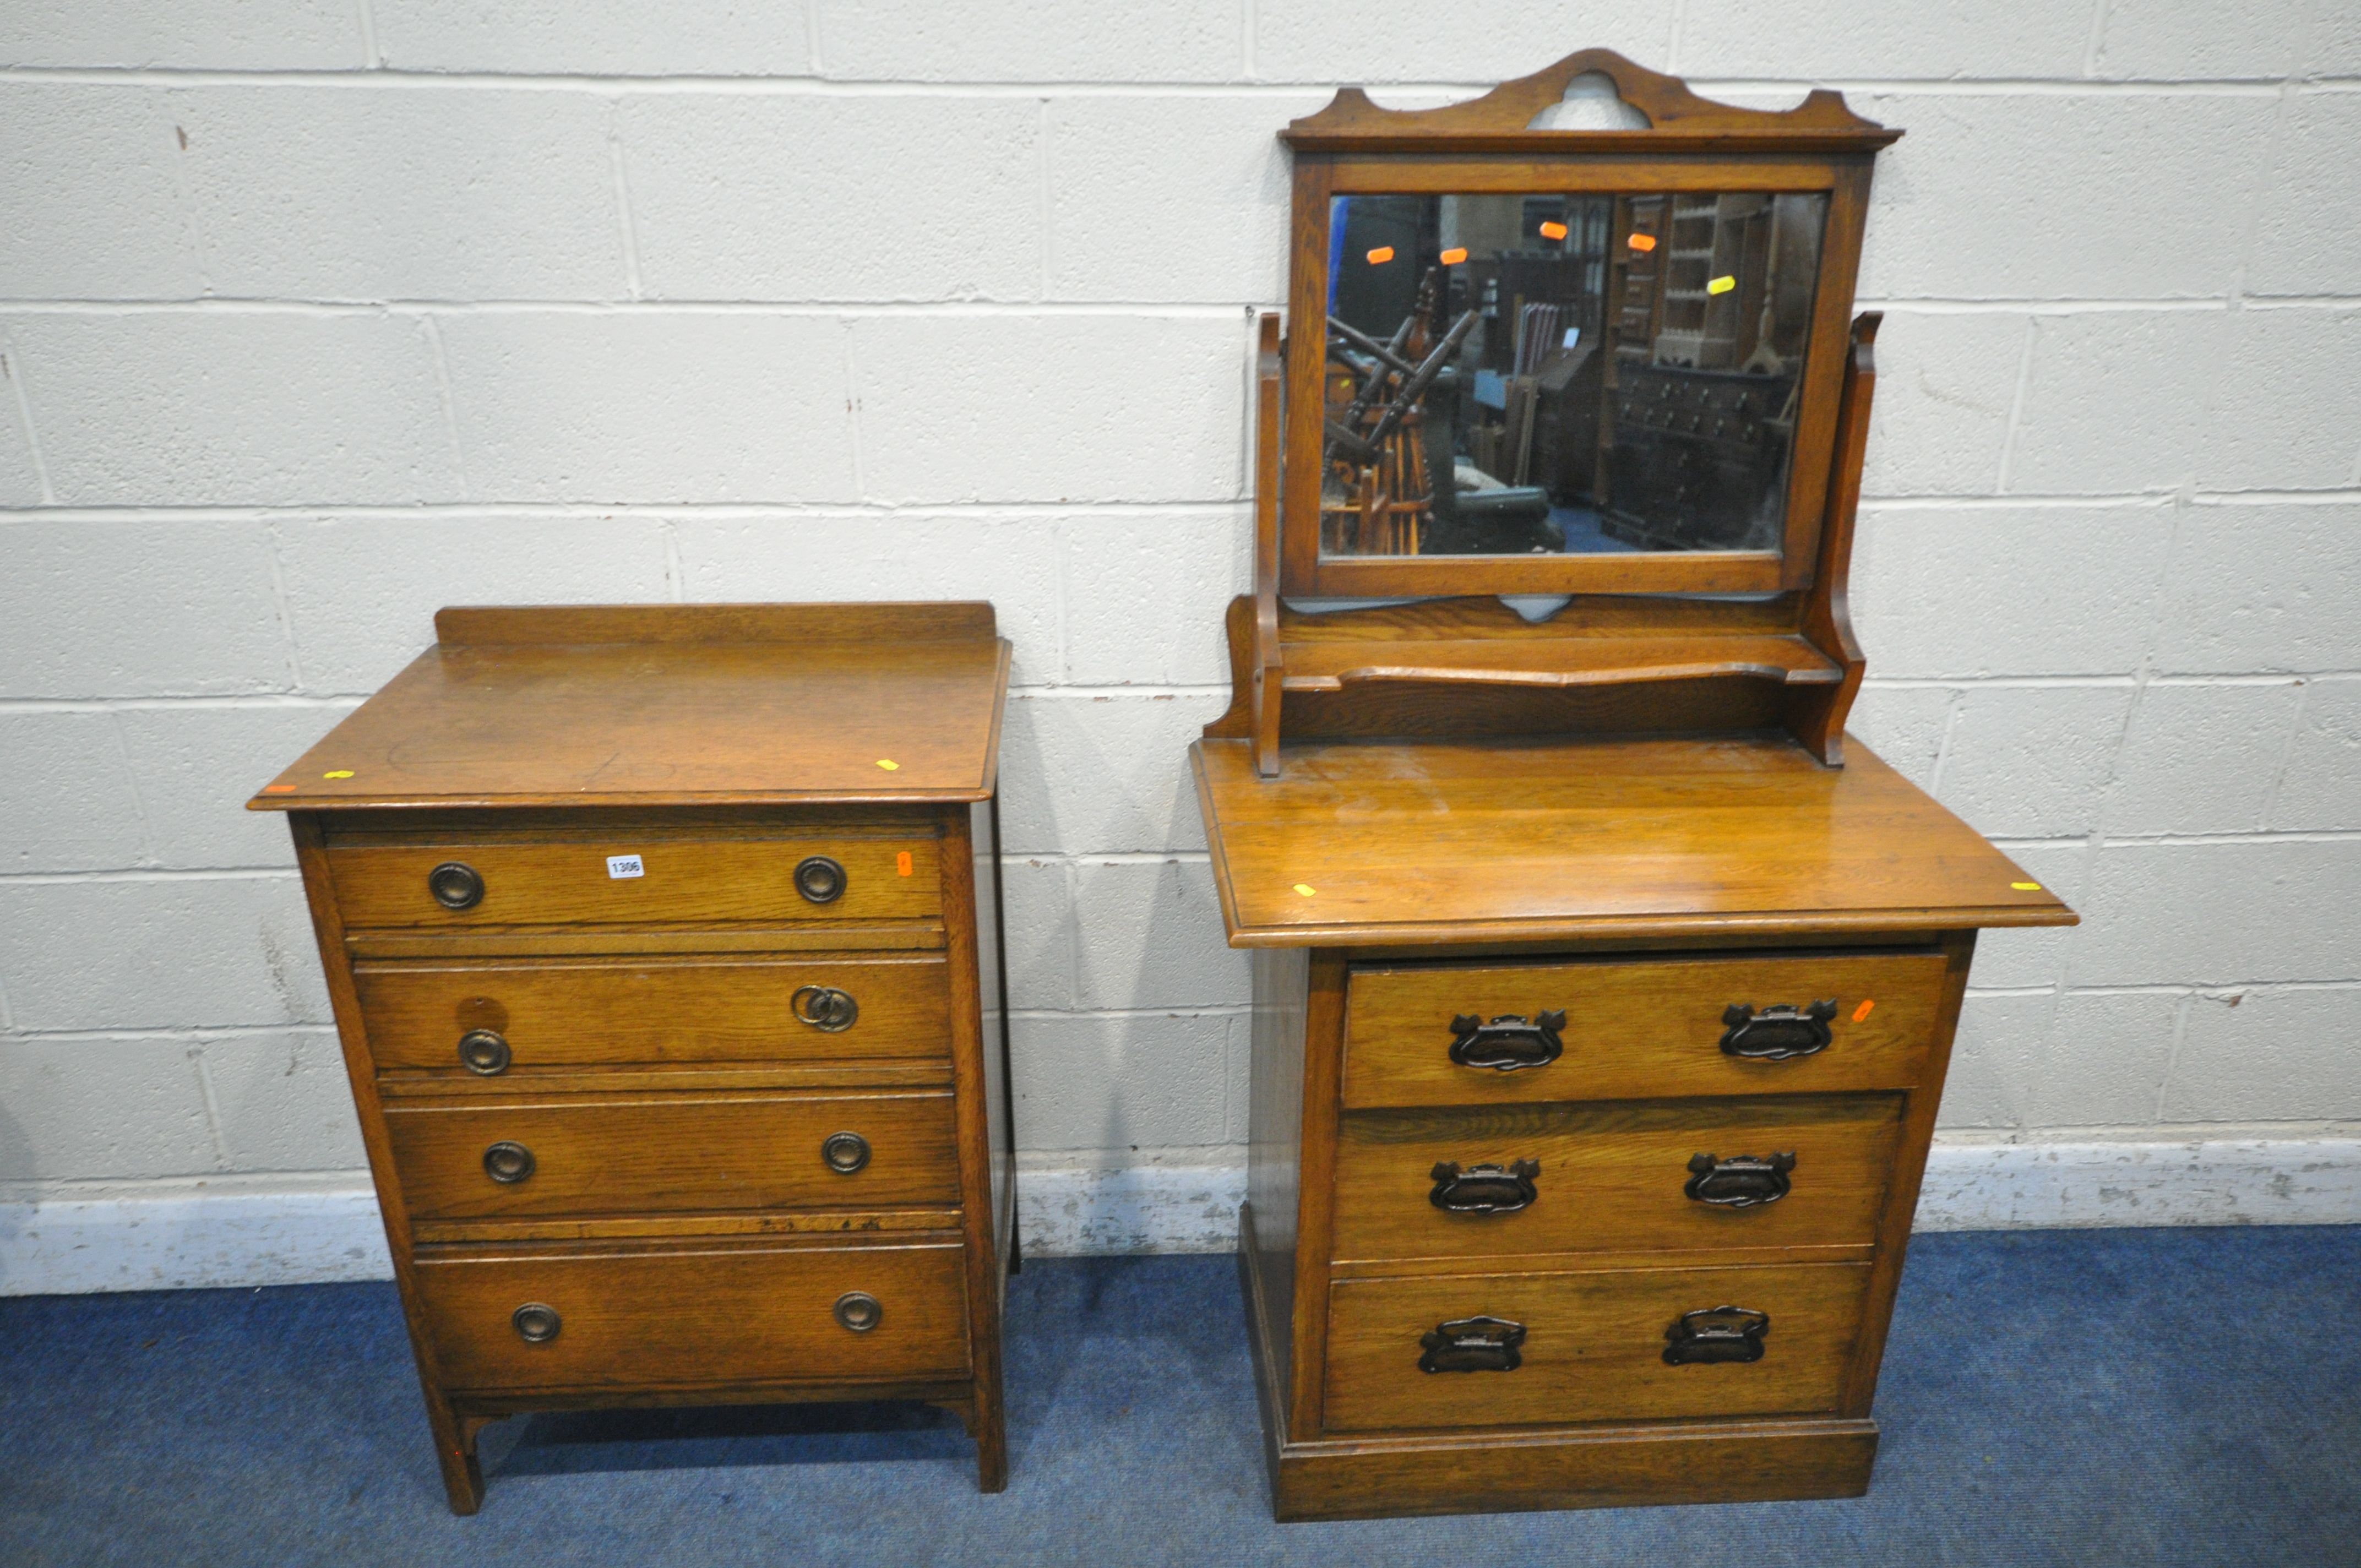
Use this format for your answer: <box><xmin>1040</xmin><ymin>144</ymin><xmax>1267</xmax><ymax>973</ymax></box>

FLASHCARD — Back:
<box><xmin>248</xmin><ymin>603</ymin><xmax>1011</xmax><ymax>813</ymax></box>
<box><xmin>1194</xmin><ymin>733</ymin><xmax>2074</xmax><ymax>948</ymax></box>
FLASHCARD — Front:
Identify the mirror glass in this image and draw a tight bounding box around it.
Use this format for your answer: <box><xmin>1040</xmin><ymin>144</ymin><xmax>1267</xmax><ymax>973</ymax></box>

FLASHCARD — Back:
<box><xmin>1320</xmin><ymin>191</ymin><xmax>1827</xmax><ymax>558</ymax></box>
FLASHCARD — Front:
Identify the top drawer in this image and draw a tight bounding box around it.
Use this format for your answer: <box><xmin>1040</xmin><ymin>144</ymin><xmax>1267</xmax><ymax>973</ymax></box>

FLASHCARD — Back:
<box><xmin>327</xmin><ymin>832</ymin><xmax>940</xmax><ymax>929</ymax></box>
<box><xmin>1343</xmin><ymin>950</ymin><xmax>1950</xmax><ymax>1109</ymax></box>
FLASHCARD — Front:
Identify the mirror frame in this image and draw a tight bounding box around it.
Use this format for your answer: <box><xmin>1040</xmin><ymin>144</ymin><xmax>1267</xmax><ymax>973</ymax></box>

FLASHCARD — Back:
<box><xmin>1277</xmin><ymin>51</ymin><xmax>1898</xmax><ymax>598</ymax></box>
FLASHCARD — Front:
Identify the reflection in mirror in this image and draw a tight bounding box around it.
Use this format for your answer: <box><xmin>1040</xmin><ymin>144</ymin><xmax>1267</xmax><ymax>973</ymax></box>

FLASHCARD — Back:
<box><xmin>1321</xmin><ymin>192</ymin><xmax>1827</xmax><ymax>558</ymax></box>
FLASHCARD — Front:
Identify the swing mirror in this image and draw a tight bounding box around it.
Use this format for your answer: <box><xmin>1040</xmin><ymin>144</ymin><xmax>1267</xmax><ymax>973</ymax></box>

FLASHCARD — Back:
<box><xmin>1320</xmin><ymin>189</ymin><xmax>1829</xmax><ymax>561</ymax></box>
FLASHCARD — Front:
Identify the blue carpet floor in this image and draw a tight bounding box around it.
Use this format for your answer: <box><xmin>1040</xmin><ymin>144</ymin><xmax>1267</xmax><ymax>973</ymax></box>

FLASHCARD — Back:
<box><xmin>2</xmin><ymin>1227</ymin><xmax>2357</xmax><ymax>1566</ymax></box>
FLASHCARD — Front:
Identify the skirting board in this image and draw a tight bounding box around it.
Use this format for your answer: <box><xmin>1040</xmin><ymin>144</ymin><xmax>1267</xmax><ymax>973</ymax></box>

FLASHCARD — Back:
<box><xmin>3</xmin><ymin>1138</ymin><xmax>2356</xmax><ymax>1296</ymax></box>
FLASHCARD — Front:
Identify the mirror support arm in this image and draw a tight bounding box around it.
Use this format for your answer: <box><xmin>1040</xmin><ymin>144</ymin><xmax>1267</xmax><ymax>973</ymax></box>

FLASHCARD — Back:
<box><xmin>1785</xmin><ymin>310</ymin><xmax>1880</xmax><ymax>767</ymax></box>
<box><xmin>1252</xmin><ymin>311</ymin><xmax>1287</xmax><ymax>778</ymax></box>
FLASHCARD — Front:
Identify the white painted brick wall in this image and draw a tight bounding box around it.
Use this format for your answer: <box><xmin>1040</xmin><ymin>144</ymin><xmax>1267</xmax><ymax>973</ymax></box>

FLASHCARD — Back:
<box><xmin>2</xmin><ymin>4</ymin><xmax>2357</xmax><ymax>1244</ymax></box>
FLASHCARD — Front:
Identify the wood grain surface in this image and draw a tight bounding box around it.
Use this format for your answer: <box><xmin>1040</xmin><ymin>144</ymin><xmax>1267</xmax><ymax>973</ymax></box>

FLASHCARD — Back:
<box><xmin>1323</xmin><ymin>1260</ymin><xmax>1870</xmax><ymax>1432</ymax></box>
<box><xmin>1195</xmin><ymin>734</ymin><xmax>2077</xmax><ymax>946</ymax></box>
<box><xmin>382</xmin><ymin>1090</ymin><xmax>961</xmax><ymax>1220</ymax></box>
<box><xmin>413</xmin><ymin>1238</ymin><xmax>971</xmax><ymax>1394</ymax></box>
<box><xmin>1331</xmin><ymin>1094</ymin><xmax>1900</xmax><ymax>1264</ymax></box>
<box><xmin>355</xmin><ymin>951</ymin><xmax>951</xmax><ymax>1071</ymax></box>
<box><xmin>328</xmin><ymin>832</ymin><xmax>940</xmax><ymax>928</ymax></box>
<box><xmin>248</xmin><ymin>604</ymin><xmax>1009</xmax><ymax>809</ymax></box>
<box><xmin>1340</xmin><ymin>950</ymin><xmax>1947</xmax><ymax>1107</ymax></box>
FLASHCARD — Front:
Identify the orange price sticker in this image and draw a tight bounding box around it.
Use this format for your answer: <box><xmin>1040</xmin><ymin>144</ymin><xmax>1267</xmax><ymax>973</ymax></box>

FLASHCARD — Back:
<box><xmin>1538</xmin><ymin>220</ymin><xmax>1568</xmax><ymax>241</ymax></box>
<box><xmin>261</xmin><ymin>783</ymin><xmax>297</xmax><ymax>794</ymax></box>
<box><xmin>1852</xmin><ymin>1000</ymin><xmax>1875</xmax><ymax>1023</ymax></box>
<box><xmin>1626</xmin><ymin>232</ymin><xmax>1657</xmax><ymax>253</ymax></box>
<box><xmin>1438</xmin><ymin>247</ymin><xmax>1468</xmax><ymax>265</ymax></box>
<box><xmin>1364</xmin><ymin>246</ymin><xmax>1395</xmax><ymax>265</ymax></box>
<box><xmin>896</xmin><ymin>851</ymin><xmax>913</xmax><ymax>877</ymax></box>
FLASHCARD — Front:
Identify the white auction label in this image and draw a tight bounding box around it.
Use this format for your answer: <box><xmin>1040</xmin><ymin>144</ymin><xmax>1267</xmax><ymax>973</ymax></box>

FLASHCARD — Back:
<box><xmin>606</xmin><ymin>853</ymin><xmax>645</xmax><ymax>880</ymax></box>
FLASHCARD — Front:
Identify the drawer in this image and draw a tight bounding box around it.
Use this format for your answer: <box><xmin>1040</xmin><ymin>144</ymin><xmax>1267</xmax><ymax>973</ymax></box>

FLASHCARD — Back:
<box><xmin>1324</xmin><ymin>1261</ymin><xmax>1869</xmax><ymax>1433</ymax></box>
<box><xmin>1342</xmin><ymin>951</ymin><xmax>1948</xmax><ymax>1109</ymax></box>
<box><xmin>382</xmin><ymin>1090</ymin><xmax>961</xmax><ymax>1221</ymax></box>
<box><xmin>356</xmin><ymin>953</ymin><xmax>951</xmax><ymax>1074</ymax></box>
<box><xmin>326</xmin><ymin>832</ymin><xmax>940</xmax><ymax>929</ymax></box>
<box><xmin>414</xmin><ymin>1239</ymin><xmax>970</xmax><ymax>1395</ymax></box>
<box><xmin>1331</xmin><ymin>1094</ymin><xmax>1900</xmax><ymax>1264</ymax></box>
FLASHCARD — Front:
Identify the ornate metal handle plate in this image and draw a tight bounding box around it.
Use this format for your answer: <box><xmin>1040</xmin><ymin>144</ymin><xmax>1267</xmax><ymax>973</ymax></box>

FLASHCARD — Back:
<box><xmin>456</xmin><ymin>1028</ymin><xmax>510</xmax><ymax>1075</ymax></box>
<box><xmin>1684</xmin><ymin>1151</ymin><xmax>1796</xmax><ymax>1208</ymax></box>
<box><xmin>1663</xmin><ymin>1305</ymin><xmax>1770</xmax><ymax>1365</ymax></box>
<box><xmin>834</xmin><ymin>1291</ymin><xmax>883</xmax><ymax>1333</ymax></box>
<box><xmin>427</xmin><ymin>861</ymin><xmax>485</xmax><ymax>911</ymax></box>
<box><xmin>1447</xmin><ymin>1010</ymin><xmax>1567</xmax><ymax>1072</ymax></box>
<box><xmin>1429</xmin><ymin>1159</ymin><xmax>1541</xmax><ymax>1214</ymax></box>
<box><xmin>1719</xmin><ymin>1000</ymin><xmax>1837</xmax><ymax>1060</ymax></box>
<box><xmin>482</xmin><ymin>1141</ymin><xmax>535</xmax><ymax>1184</ymax></box>
<box><xmin>1418</xmin><ymin>1315</ymin><xmax>1527</xmax><ymax>1373</ymax></box>
<box><xmin>512</xmin><ymin>1303</ymin><xmax>561</xmax><ymax>1344</ymax></box>
<box><xmin>822</xmin><ymin>1131</ymin><xmax>871</xmax><ymax>1174</ymax></box>
<box><xmin>791</xmin><ymin>984</ymin><xmax>859</xmax><ymax>1032</ymax></box>
<box><xmin>795</xmin><ymin>855</ymin><xmax>846</xmax><ymax>904</ymax></box>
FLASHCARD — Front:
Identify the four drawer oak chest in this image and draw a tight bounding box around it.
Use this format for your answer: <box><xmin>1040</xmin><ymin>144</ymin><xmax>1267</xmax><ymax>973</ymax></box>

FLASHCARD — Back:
<box><xmin>1190</xmin><ymin>51</ymin><xmax>2078</xmax><ymax>1520</ymax></box>
<box><xmin>249</xmin><ymin>602</ymin><xmax>1015</xmax><ymax>1513</ymax></box>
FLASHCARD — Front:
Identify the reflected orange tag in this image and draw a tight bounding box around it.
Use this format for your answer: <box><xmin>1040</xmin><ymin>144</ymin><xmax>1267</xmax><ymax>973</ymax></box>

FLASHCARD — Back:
<box><xmin>897</xmin><ymin>852</ymin><xmax>913</xmax><ymax>876</ymax></box>
<box><xmin>1438</xmin><ymin>247</ymin><xmax>1468</xmax><ymax>265</ymax></box>
<box><xmin>1627</xmin><ymin>232</ymin><xmax>1657</xmax><ymax>252</ymax></box>
<box><xmin>1538</xmin><ymin>220</ymin><xmax>1568</xmax><ymax>241</ymax></box>
<box><xmin>261</xmin><ymin>783</ymin><xmax>296</xmax><ymax>794</ymax></box>
<box><xmin>1853</xmin><ymin>1000</ymin><xmax>1875</xmax><ymax>1023</ymax></box>
<box><xmin>1707</xmin><ymin>274</ymin><xmax>1737</xmax><ymax>295</ymax></box>
<box><xmin>1364</xmin><ymin>246</ymin><xmax>1395</xmax><ymax>265</ymax></box>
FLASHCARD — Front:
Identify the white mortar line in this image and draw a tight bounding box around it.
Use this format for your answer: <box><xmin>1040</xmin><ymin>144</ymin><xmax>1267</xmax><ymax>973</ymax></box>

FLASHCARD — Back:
<box><xmin>0</xmin><ymin>695</ymin><xmax>363</xmax><ymax>712</ymax></box>
<box><xmin>4</xmin><ymin>1025</ymin><xmax>341</xmax><ymax>1043</ymax></box>
<box><xmin>605</xmin><ymin>102</ymin><xmax>646</xmax><ymax>302</ymax></box>
<box><xmin>1993</xmin><ymin>318</ymin><xmax>2038</xmax><ymax>492</ymax></box>
<box><xmin>1035</xmin><ymin>98</ymin><xmax>1053</xmax><ymax>301</ymax></box>
<box><xmin>100</xmin><ymin>711</ymin><xmax>163</xmax><ymax>869</ymax></box>
<box><xmin>0</xmin><ymin>867</ymin><xmax>302</xmax><ymax>885</ymax></box>
<box><xmin>353</xmin><ymin>0</ymin><xmax>380</xmax><ymax>69</ymax></box>
<box><xmin>0</xmin><ymin>331</ymin><xmax>56</xmax><ymax>504</ymax></box>
<box><xmin>1239</xmin><ymin>0</ymin><xmax>1256</xmax><ymax>81</ymax></box>
<box><xmin>260</xmin><ymin>519</ymin><xmax>306</xmax><ymax>693</ymax></box>
<box><xmin>10</xmin><ymin>296</ymin><xmax>2358</xmax><ymax>316</ymax></box>
<box><xmin>416</xmin><ymin>313</ymin><xmax>467</xmax><ymax>499</ymax></box>
<box><xmin>2257</xmin><ymin>678</ymin><xmax>2313</xmax><ymax>830</ymax></box>
<box><xmin>2081</xmin><ymin>0</ymin><xmax>2111</xmax><ymax>78</ymax></box>
<box><xmin>187</xmin><ymin>1043</ymin><xmax>237</xmax><ymax>1171</ymax></box>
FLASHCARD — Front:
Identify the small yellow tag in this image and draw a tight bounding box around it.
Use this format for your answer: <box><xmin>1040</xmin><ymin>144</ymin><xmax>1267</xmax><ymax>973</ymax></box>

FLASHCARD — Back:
<box><xmin>1707</xmin><ymin>274</ymin><xmax>1737</xmax><ymax>296</ymax></box>
<box><xmin>1293</xmin><ymin>884</ymin><xmax>1316</xmax><ymax>897</ymax></box>
<box><xmin>322</xmin><ymin>770</ymin><xmax>355</xmax><ymax>780</ymax></box>
<box><xmin>2011</xmin><ymin>881</ymin><xmax>2042</xmax><ymax>891</ymax></box>
<box><xmin>875</xmin><ymin>759</ymin><xmax>900</xmax><ymax>771</ymax></box>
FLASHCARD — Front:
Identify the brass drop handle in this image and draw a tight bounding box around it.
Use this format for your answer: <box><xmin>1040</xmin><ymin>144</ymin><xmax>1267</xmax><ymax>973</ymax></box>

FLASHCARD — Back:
<box><xmin>512</xmin><ymin>1303</ymin><xmax>561</xmax><ymax>1343</ymax></box>
<box><xmin>482</xmin><ymin>1141</ymin><xmax>535</xmax><ymax>1184</ymax></box>
<box><xmin>1418</xmin><ymin>1315</ymin><xmax>1526</xmax><ymax>1373</ymax></box>
<box><xmin>428</xmin><ymin>861</ymin><xmax>485</xmax><ymax>911</ymax></box>
<box><xmin>795</xmin><ymin>855</ymin><xmax>846</xmax><ymax>904</ymax></box>
<box><xmin>1663</xmin><ymin>1305</ymin><xmax>1770</xmax><ymax>1365</ymax></box>
<box><xmin>1718</xmin><ymin>1000</ymin><xmax>1837</xmax><ymax>1060</ymax></box>
<box><xmin>1428</xmin><ymin>1159</ymin><xmax>1540</xmax><ymax>1215</ymax></box>
<box><xmin>834</xmin><ymin>1291</ymin><xmax>883</xmax><ymax>1333</ymax></box>
<box><xmin>457</xmin><ymin>1028</ymin><xmax>510</xmax><ymax>1075</ymax></box>
<box><xmin>1685</xmin><ymin>1151</ymin><xmax>1795</xmax><ymax>1208</ymax></box>
<box><xmin>821</xmin><ymin>1131</ymin><xmax>871</xmax><ymax>1175</ymax></box>
<box><xmin>1446</xmin><ymin>1010</ymin><xmax>1566</xmax><ymax>1072</ymax></box>
<box><xmin>792</xmin><ymin>985</ymin><xmax>859</xmax><ymax>1032</ymax></box>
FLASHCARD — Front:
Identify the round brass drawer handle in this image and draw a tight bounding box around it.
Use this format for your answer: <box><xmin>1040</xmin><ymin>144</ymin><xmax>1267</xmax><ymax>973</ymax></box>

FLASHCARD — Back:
<box><xmin>822</xmin><ymin>1131</ymin><xmax>871</xmax><ymax>1175</ymax></box>
<box><xmin>427</xmin><ymin>861</ymin><xmax>485</xmax><ymax>911</ymax></box>
<box><xmin>456</xmin><ymin>1028</ymin><xmax>510</xmax><ymax>1075</ymax></box>
<box><xmin>834</xmin><ymin>1291</ymin><xmax>883</xmax><ymax>1333</ymax></box>
<box><xmin>512</xmin><ymin>1303</ymin><xmax>561</xmax><ymax>1344</ymax></box>
<box><xmin>794</xmin><ymin>855</ymin><xmax>846</xmax><ymax>905</ymax></box>
<box><xmin>792</xmin><ymin>984</ymin><xmax>859</xmax><ymax>1032</ymax></box>
<box><xmin>482</xmin><ymin>1141</ymin><xmax>535</xmax><ymax>1184</ymax></box>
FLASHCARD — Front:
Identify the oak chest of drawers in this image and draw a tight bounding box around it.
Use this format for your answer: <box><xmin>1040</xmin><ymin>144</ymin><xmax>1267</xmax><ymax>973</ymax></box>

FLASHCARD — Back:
<box><xmin>251</xmin><ymin>603</ymin><xmax>1014</xmax><ymax>1513</ymax></box>
<box><xmin>1193</xmin><ymin>737</ymin><xmax>2076</xmax><ymax>1521</ymax></box>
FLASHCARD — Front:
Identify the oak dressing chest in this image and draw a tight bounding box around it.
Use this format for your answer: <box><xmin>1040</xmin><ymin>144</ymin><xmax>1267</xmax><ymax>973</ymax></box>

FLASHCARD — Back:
<box><xmin>250</xmin><ymin>602</ymin><xmax>1014</xmax><ymax>1512</ymax></box>
<box><xmin>1193</xmin><ymin>51</ymin><xmax>2079</xmax><ymax>1520</ymax></box>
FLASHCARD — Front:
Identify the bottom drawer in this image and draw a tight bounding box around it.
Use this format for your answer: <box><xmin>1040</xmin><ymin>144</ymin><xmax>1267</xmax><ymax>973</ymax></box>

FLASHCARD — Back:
<box><xmin>413</xmin><ymin>1239</ymin><xmax>970</xmax><ymax>1395</ymax></box>
<box><xmin>1324</xmin><ymin>1261</ymin><xmax>1869</xmax><ymax>1433</ymax></box>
